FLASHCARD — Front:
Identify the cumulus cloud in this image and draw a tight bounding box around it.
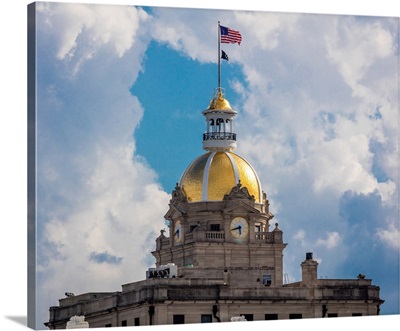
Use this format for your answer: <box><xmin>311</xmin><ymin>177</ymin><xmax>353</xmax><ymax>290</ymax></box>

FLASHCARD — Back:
<box><xmin>377</xmin><ymin>222</ymin><xmax>400</xmax><ymax>250</ymax></box>
<box><xmin>39</xmin><ymin>143</ymin><xmax>170</xmax><ymax>289</ymax></box>
<box><xmin>326</xmin><ymin>17</ymin><xmax>394</xmax><ymax>93</ymax></box>
<box><xmin>225</xmin><ymin>13</ymin><xmax>398</xmax><ymax>293</ymax></box>
<box><xmin>235</xmin><ymin>11</ymin><xmax>300</xmax><ymax>50</ymax></box>
<box><xmin>316</xmin><ymin>232</ymin><xmax>341</xmax><ymax>249</ymax></box>
<box><xmin>37</xmin><ymin>2</ymin><xmax>149</xmax><ymax>74</ymax></box>
<box><xmin>35</xmin><ymin>3</ymin><xmax>169</xmax><ymax>327</ymax></box>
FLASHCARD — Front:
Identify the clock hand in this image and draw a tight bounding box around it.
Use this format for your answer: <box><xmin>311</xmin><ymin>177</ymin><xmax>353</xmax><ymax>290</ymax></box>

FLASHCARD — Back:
<box><xmin>174</xmin><ymin>229</ymin><xmax>180</xmax><ymax>237</ymax></box>
<box><xmin>231</xmin><ymin>225</ymin><xmax>242</xmax><ymax>235</ymax></box>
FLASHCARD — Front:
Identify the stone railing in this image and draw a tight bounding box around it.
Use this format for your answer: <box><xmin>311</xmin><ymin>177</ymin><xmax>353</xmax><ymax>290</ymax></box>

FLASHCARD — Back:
<box><xmin>185</xmin><ymin>231</ymin><xmax>225</xmax><ymax>243</ymax></box>
<box><xmin>205</xmin><ymin>231</ymin><xmax>225</xmax><ymax>241</ymax></box>
<box><xmin>185</xmin><ymin>232</ymin><xmax>194</xmax><ymax>241</ymax></box>
<box><xmin>183</xmin><ymin>230</ymin><xmax>280</xmax><ymax>243</ymax></box>
<box><xmin>255</xmin><ymin>232</ymin><xmax>275</xmax><ymax>243</ymax></box>
<box><xmin>203</xmin><ymin>132</ymin><xmax>236</xmax><ymax>141</ymax></box>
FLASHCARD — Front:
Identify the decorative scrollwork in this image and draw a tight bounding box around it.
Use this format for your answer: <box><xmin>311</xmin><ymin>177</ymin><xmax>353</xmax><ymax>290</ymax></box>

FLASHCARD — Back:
<box><xmin>223</xmin><ymin>181</ymin><xmax>255</xmax><ymax>201</ymax></box>
<box><xmin>170</xmin><ymin>183</ymin><xmax>188</xmax><ymax>204</ymax></box>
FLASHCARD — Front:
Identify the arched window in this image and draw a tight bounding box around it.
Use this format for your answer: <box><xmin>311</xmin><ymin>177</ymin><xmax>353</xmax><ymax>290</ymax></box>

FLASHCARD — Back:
<box><xmin>216</xmin><ymin>118</ymin><xmax>224</xmax><ymax>132</ymax></box>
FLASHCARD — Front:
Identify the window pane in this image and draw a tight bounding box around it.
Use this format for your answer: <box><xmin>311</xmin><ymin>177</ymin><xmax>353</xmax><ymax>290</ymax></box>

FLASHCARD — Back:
<box><xmin>210</xmin><ymin>224</ymin><xmax>220</xmax><ymax>231</ymax></box>
<box><xmin>201</xmin><ymin>315</ymin><xmax>212</xmax><ymax>323</ymax></box>
<box><xmin>242</xmin><ymin>314</ymin><xmax>253</xmax><ymax>321</ymax></box>
<box><xmin>173</xmin><ymin>315</ymin><xmax>185</xmax><ymax>324</ymax></box>
<box><xmin>263</xmin><ymin>275</ymin><xmax>272</xmax><ymax>286</ymax></box>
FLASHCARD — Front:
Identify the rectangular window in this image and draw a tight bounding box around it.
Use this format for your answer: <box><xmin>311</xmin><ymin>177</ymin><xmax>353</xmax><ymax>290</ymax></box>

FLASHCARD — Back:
<box><xmin>289</xmin><ymin>314</ymin><xmax>302</xmax><ymax>319</ymax></box>
<box><xmin>328</xmin><ymin>313</ymin><xmax>338</xmax><ymax>318</ymax></box>
<box><xmin>265</xmin><ymin>314</ymin><xmax>278</xmax><ymax>320</ymax></box>
<box><xmin>255</xmin><ymin>225</ymin><xmax>261</xmax><ymax>232</ymax></box>
<box><xmin>352</xmin><ymin>313</ymin><xmax>362</xmax><ymax>317</ymax></box>
<box><xmin>173</xmin><ymin>315</ymin><xmax>185</xmax><ymax>324</ymax></box>
<box><xmin>121</xmin><ymin>320</ymin><xmax>128</xmax><ymax>326</ymax></box>
<box><xmin>201</xmin><ymin>314</ymin><xmax>213</xmax><ymax>323</ymax></box>
<box><xmin>242</xmin><ymin>314</ymin><xmax>253</xmax><ymax>321</ymax></box>
<box><xmin>105</xmin><ymin>324</ymin><xmax>112</xmax><ymax>327</ymax></box>
<box><xmin>263</xmin><ymin>275</ymin><xmax>272</xmax><ymax>286</ymax></box>
<box><xmin>134</xmin><ymin>318</ymin><xmax>140</xmax><ymax>326</ymax></box>
<box><xmin>210</xmin><ymin>224</ymin><xmax>220</xmax><ymax>231</ymax></box>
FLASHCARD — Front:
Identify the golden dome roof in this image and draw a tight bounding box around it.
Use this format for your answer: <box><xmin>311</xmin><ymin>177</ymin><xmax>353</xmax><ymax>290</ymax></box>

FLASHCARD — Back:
<box><xmin>207</xmin><ymin>90</ymin><xmax>233</xmax><ymax>111</ymax></box>
<box><xmin>179</xmin><ymin>151</ymin><xmax>262</xmax><ymax>202</ymax></box>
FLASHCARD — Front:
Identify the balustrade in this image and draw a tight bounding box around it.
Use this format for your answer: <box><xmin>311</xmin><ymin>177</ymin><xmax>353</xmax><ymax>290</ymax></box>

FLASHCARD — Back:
<box><xmin>182</xmin><ymin>230</ymin><xmax>276</xmax><ymax>243</ymax></box>
<box><xmin>203</xmin><ymin>132</ymin><xmax>236</xmax><ymax>141</ymax></box>
<box><xmin>255</xmin><ymin>232</ymin><xmax>275</xmax><ymax>243</ymax></box>
<box><xmin>205</xmin><ymin>231</ymin><xmax>225</xmax><ymax>240</ymax></box>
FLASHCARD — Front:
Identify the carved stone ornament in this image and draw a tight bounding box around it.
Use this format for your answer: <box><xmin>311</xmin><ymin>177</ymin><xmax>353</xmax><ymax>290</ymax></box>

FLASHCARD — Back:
<box><xmin>66</xmin><ymin>315</ymin><xmax>89</xmax><ymax>329</ymax></box>
<box><xmin>223</xmin><ymin>181</ymin><xmax>255</xmax><ymax>202</ymax></box>
<box><xmin>170</xmin><ymin>183</ymin><xmax>188</xmax><ymax>204</ymax></box>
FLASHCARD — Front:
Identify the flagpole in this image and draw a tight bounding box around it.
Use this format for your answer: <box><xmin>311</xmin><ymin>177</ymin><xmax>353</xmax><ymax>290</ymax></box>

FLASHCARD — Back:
<box><xmin>218</xmin><ymin>21</ymin><xmax>221</xmax><ymax>92</ymax></box>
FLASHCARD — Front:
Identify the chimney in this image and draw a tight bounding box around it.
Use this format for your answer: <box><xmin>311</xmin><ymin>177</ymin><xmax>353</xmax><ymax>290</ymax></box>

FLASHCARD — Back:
<box><xmin>301</xmin><ymin>252</ymin><xmax>318</xmax><ymax>286</ymax></box>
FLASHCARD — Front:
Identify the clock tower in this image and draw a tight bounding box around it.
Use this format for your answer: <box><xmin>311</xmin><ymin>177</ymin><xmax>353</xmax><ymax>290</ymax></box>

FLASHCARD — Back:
<box><xmin>152</xmin><ymin>88</ymin><xmax>287</xmax><ymax>287</ymax></box>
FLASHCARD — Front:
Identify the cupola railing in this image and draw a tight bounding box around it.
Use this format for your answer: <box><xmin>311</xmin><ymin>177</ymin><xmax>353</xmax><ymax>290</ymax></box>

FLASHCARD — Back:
<box><xmin>203</xmin><ymin>132</ymin><xmax>236</xmax><ymax>141</ymax></box>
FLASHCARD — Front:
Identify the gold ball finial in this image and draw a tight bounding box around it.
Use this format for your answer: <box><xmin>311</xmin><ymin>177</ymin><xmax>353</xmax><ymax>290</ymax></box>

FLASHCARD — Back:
<box><xmin>207</xmin><ymin>89</ymin><xmax>232</xmax><ymax>111</ymax></box>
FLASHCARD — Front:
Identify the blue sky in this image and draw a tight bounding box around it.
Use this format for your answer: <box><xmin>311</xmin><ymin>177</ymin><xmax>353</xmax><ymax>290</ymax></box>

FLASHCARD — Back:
<box><xmin>15</xmin><ymin>1</ymin><xmax>400</xmax><ymax>329</ymax></box>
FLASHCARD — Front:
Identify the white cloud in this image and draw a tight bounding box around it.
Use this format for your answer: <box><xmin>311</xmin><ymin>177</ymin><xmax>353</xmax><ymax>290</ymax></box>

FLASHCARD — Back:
<box><xmin>37</xmin><ymin>139</ymin><xmax>171</xmax><ymax>323</ymax></box>
<box><xmin>292</xmin><ymin>230</ymin><xmax>342</xmax><ymax>251</ymax></box>
<box><xmin>37</xmin><ymin>2</ymin><xmax>149</xmax><ymax>74</ymax></box>
<box><xmin>326</xmin><ymin>17</ymin><xmax>394</xmax><ymax>93</ymax></box>
<box><xmin>39</xmin><ymin>143</ymin><xmax>170</xmax><ymax>288</ymax></box>
<box><xmin>221</xmin><ymin>14</ymin><xmax>398</xmax><ymax>290</ymax></box>
<box><xmin>235</xmin><ymin>11</ymin><xmax>300</xmax><ymax>50</ymax></box>
<box><xmin>377</xmin><ymin>222</ymin><xmax>400</xmax><ymax>250</ymax></box>
<box><xmin>35</xmin><ymin>3</ymin><xmax>166</xmax><ymax>327</ymax></box>
<box><xmin>316</xmin><ymin>231</ymin><xmax>341</xmax><ymax>249</ymax></box>
<box><xmin>233</xmin><ymin>14</ymin><xmax>398</xmax><ymax>205</ymax></box>
<box><xmin>293</xmin><ymin>229</ymin><xmax>305</xmax><ymax>242</ymax></box>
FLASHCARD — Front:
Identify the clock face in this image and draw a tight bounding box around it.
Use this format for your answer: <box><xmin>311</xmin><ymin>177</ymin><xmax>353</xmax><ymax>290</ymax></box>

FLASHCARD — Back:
<box><xmin>174</xmin><ymin>220</ymin><xmax>182</xmax><ymax>243</ymax></box>
<box><xmin>230</xmin><ymin>217</ymin><xmax>249</xmax><ymax>239</ymax></box>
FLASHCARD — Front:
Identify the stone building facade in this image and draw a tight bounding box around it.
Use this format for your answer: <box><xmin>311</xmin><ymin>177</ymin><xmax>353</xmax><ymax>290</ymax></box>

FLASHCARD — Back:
<box><xmin>45</xmin><ymin>89</ymin><xmax>383</xmax><ymax>329</ymax></box>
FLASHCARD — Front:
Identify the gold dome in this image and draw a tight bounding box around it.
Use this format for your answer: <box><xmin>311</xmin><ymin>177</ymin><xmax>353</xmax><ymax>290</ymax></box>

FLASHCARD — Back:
<box><xmin>207</xmin><ymin>90</ymin><xmax>233</xmax><ymax>111</ymax></box>
<box><xmin>179</xmin><ymin>151</ymin><xmax>262</xmax><ymax>202</ymax></box>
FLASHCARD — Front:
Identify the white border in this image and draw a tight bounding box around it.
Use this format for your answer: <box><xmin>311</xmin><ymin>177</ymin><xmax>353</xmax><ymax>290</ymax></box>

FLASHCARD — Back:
<box><xmin>1</xmin><ymin>1</ymin><xmax>398</xmax><ymax>331</ymax></box>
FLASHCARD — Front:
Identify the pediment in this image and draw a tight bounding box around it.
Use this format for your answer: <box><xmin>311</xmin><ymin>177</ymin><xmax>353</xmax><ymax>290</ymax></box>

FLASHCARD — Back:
<box><xmin>164</xmin><ymin>204</ymin><xmax>186</xmax><ymax>220</ymax></box>
<box><xmin>223</xmin><ymin>200</ymin><xmax>261</xmax><ymax>215</ymax></box>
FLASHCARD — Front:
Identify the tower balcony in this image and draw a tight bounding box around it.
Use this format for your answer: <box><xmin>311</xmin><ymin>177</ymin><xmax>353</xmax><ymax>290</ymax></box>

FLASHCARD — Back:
<box><xmin>203</xmin><ymin>132</ymin><xmax>237</xmax><ymax>151</ymax></box>
<box><xmin>183</xmin><ymin>230</ymin><xmax>278</xmax><ymax>244</ymax></box>
<box><xmin>203</xmin><ymin>132</ymin><xmax>236</xmax><ymax>141</ymax></box>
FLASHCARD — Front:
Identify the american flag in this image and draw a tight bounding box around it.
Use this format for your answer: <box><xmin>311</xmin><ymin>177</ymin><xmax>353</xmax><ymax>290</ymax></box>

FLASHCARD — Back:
<box><xmin>220</xmin><ymin>25</ymin><xmax>242</xmax><ymax>45</ymax></box>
